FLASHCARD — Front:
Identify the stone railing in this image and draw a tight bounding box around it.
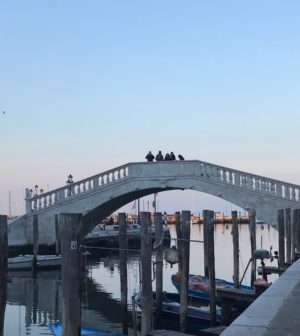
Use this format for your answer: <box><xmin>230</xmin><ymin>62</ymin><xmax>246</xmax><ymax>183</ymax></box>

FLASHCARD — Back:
<box><xmin>26</xmin><ymin>164</ymin><xmax>129</xmax><ymax>213</ymax></box>
<box><xmin>197</xmin><ymin>160</ymin><xmax>300</xmax><ymax>202</ymax></box>
<box><xmin>25</xmin><ymin>160</ymin><xmax>300</xmax><ymax>214</ymax></box>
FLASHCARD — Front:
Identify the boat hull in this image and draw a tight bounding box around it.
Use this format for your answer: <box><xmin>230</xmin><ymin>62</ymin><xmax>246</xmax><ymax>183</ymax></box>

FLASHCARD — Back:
<box><xmin>8</xmin><ymin>255</ymin><xmax>61</xmax><ymax>271</ymax></box>
<box><xmin>171</xmin><ymin>273</ymin><xmax>253</xmax><ymax>301</ymax></box>
<box><xmin>49</xmin><ymin>322</ymin><xmax>124</xmax><ymax>336</ymax></box>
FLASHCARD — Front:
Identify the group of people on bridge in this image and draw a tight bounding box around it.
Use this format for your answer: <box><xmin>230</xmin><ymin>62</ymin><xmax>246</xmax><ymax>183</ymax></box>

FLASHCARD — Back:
<box><xmin>145</xmin><ymin>150</ymin><xmax>184</xmax><ymax>162</ymax></box>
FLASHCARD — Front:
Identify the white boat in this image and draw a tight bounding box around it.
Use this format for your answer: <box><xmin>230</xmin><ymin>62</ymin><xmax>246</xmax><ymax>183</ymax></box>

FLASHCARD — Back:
<box><xmin>8</xmin><ymin>254</ymin><xmax>61</xmax><ymax>270</ymax></box>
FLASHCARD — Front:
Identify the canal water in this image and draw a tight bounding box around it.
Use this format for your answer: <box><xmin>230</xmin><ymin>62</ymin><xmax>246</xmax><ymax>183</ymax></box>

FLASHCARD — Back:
<box><xmin>4</xmin><ymin>223</ymin><xmax>279</xmax><ymax>336</ymax></box>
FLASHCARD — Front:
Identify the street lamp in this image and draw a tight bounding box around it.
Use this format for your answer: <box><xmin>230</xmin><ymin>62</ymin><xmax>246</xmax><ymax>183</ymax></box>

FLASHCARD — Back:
<box><xmin>66</xmin><ymin>174</ymin><xmax>73</xmax><ymax>196</ymax></box>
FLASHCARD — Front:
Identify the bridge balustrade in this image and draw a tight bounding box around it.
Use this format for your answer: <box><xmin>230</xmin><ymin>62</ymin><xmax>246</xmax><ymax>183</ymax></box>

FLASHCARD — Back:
<box><xmin>26</xmin><ymin>160</ymin><xmax>300</xmax><ymax>214</ymax></box>
<box><xmin>27</xmin><ymin>165</ymin><xmax>129</xmax><ymax>213</ymax></box>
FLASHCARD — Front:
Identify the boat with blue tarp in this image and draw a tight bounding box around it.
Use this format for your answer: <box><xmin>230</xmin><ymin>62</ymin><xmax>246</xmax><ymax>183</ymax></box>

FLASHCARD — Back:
<box><xmin>49</xmin><ymin>322</ymin><xmax>124</xmax><ymax>336</ymax></box>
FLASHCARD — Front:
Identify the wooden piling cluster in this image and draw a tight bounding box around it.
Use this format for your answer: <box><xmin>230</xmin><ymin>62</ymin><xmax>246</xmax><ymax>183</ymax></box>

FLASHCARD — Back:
<box><xmin>17</xmin><ymin>205</ymin><xmax>300</xmax><ymax>336</ymax></box>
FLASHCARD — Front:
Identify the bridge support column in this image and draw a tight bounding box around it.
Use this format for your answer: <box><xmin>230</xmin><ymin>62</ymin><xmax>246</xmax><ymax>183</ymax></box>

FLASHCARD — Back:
<box><xmin>248</xmin><ymin>208</ymin><xmax>256</xmax><ymax>286</ymax></box>
<box><xmin>60</xmin><ymin>213</ymin><xmax>81</xmax><ymax>336</ymax></box>
<box><xmin>140</xmin><ymin>212</ymin><xmax>153</xmax><ymax>336</ymax></box>
<box><xmin>0</xmin><ymin>215</ymin><xmax>7</xmax><ymax>336</ymax></box>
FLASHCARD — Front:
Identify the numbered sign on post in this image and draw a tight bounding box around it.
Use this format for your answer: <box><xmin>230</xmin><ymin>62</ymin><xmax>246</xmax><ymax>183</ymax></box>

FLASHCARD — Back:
<box><xmin>70</xmin><ymin>241</ymin><xmax>77</xmax><ymax>250</ymax></box>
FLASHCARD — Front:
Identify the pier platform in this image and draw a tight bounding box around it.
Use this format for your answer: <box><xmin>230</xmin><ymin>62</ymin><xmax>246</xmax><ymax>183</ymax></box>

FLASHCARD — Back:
<box><xmin>220</xmin><ymin>258</ymin><xmax>300</xmax><ymax>335</ymax></box>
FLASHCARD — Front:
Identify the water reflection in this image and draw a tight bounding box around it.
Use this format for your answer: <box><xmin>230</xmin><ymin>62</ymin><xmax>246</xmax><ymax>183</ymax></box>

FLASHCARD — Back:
<box><xmin>4</xmin><ymin>223</ymin><xmax>279</xmax><ymax>335</ymax></box>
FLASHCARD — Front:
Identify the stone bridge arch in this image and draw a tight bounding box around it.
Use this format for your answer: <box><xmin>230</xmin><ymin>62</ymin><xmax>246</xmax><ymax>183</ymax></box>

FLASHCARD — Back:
<box><xmin>8</xmin><ymin>160</ymin><xmax>300</xmax><ymax>247</ymax></box>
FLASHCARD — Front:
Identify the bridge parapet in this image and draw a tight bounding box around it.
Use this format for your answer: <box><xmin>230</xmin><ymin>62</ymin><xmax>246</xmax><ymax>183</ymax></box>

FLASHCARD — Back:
<box><xmin>26</xmin><ymin>164</ymin><xmax>129</xmax><ymax>214</ymax></box>
<box><xmin>25</xmin><ymin>160</ymin><xmax>300</xmax><ymax>215</ymax></box>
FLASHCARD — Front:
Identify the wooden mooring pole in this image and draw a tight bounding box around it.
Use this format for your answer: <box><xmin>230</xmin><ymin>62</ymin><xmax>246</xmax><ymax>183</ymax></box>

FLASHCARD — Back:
<box><xmin>118</xmin><ymin>213</ymin><xmax>128</xmax><ymax>335</ymax></box>
<box><xmin>291</xmin><ymin>209</ymin><xmax>296</xmax><ymax>261</ymax></box>
<box><xmin>179</xmin><ymin>211</ymin><xmax>191</xmax><ymax>333</ymax></box>
<box><xmin>154</xmin><ymin>212</ymin><xmax>163</xmax><ymax>329</ymax></box>
<box><xmin>232</xmin><ymin>210</ymin><xmax>239</xmax><ymax>288</ymax></box>
<box><xmin>175</xmin><ymin>211</ymin><xmax>182</xmax><ymax>273</ymax></box>
<box><xmin>278</xmin><ymin>209</ymin><xmax>285</xmax><ymax>268</ymax></box>
<box><xmin>248</xmin><ymin>208</ymin><xmax>256</xmax><ymax>286</ymax></box>
<box><xmin>140</xmin><ymin>212</ymin><xmax>153</xmax><ymax>336</ymax></box>
<box><xmin>285</xmin><ymin>208</ymin><xmax>292</xmax><ymax>264</ymax></box>
<box><xmin>32</xmin><ymin>214</ymin><xmax>39</xmax><ymax>273</ymax></box>
<box><xmin>208</xmin><ymin>210</ymin><xmax>216</xmax><ymax>327</ymax></box>
<box><xmin>60</xmin><ymin>213</ymin><xmax>81</xmax><ymax>336</ymax></box>
<box><xmin>203</xmin><ymin>210</ymin><xmax>209</xmax><ymax>277</ymax></box>
<box><xmin>294</xmin><ymin>209</ymin><xmax>300</xmax><ymax>257</ymax></box>
<box><xmin>55</xmin><ymin>214</ymin><xmax>60</xmax><ymax>256</ymax></box>
<box><xmin>0</xmin><ymin>215</ymin><xmax>8</xmax><ymax>336</ymax></box>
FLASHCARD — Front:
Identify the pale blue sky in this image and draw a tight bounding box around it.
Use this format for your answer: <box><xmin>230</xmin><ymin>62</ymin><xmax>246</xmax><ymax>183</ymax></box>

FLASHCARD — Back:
<box><xmin>1</xmin><ymin>1</ymin><xmax>300</xmax><ymax>215</ymax></box>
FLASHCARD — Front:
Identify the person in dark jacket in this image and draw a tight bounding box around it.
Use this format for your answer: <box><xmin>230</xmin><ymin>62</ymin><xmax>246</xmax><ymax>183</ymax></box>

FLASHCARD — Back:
<box><xmin>165</xmin><ymin>153</ymin><xmax>171</xmax><ymax>160</ymax></box>
<box><xmin>169</xmin><ymin>152</ymin><xmax>176</xmax><ymax>160</ymax></box>
<box><xmin>156</xmin><ymin>151</ymin><xmax>164</xmax><ymax>161</ymax></box>
<box><xmin>145</xmin><ymin>151</ymin><xmax>155</xmax><ymax>162</ymax></box>
<box><xmin>178</xmin><ymin>154</ymin><xmax>185</xmax><ymax>160</ymax></box>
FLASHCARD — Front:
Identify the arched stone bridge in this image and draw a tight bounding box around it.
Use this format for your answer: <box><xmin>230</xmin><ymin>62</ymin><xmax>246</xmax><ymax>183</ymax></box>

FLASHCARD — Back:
<box><xmin>8</xmin><ymin>160</ymin><xmax>300</xmax><ymax>247</ymax></box>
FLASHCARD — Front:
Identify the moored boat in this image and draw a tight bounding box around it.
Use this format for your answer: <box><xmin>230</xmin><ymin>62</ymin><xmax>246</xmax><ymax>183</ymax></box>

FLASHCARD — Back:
<box><xmin>49</xmin><ymin>322</ymin><xmax>124</xmax><ymax>336</ymax></box>
<box><xmin>134</xmin><ymin>291</ymin><xmax>221</xmax><ymax>330</ymax></box>
<box><xmin>171</xmin><ymin>272</ymin><xmax>253</xmax><ymax>301</ymax></box>
<box><xmin>8</xmin><ymin>254</ymin><xmax>61</xmax><ymax>271</ymax></box>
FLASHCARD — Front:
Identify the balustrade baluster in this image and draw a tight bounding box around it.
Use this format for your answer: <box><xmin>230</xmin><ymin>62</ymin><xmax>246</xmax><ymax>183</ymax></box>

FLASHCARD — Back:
<box><xmin>234</xmin><ymin>172</ymin><xmax>240</xmax><ymax>186</ymax></box>
<box><xmin>229</xmin><ymin>171</ymin><xmax>233</xmax><ymax>184</ymax></box>
<box><xmin>53</xmin><ymin>193</ymin><xmax>57</xmax><ymax>205</ymax></box>
<box><xmin>217</xmin><ymin>168</ymin><xmax>221</xmax><ymax>180</ymax></box>
<box><xmin>93</xmin><ymin>177</ymin><xmax>98</xmax><ymax>188</ymax></box>
<box><xmin>285</xmin><ymin>186</ymin><xmax>290</xmax><ymax>199</ymax></box>
<box><xmin>254</xmin><ymin>178</ymin><xmax>259</xmax><ymax>190</ymax></box>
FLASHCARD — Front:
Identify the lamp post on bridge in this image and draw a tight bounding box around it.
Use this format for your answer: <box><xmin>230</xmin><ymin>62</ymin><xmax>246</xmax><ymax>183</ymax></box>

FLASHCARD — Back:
<box><xmin>66</xmin><ymin>174</ymin><xmax>73</xmax><ymax>196</ymax></box>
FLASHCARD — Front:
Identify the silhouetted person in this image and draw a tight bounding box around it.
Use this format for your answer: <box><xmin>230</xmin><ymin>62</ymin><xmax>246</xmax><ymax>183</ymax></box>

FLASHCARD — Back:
<box><xmin>156</xmin><ymin>150</ymin><xmax>164</xmax><ymax>161</ymax></box>
<box><xmin>145</xmin><ymin>151</ymin><xmax>154</xmax><ymax>162</ymax></box>
<box><xmin>178</xmin><ymin>154</ymin><xmax>185</xmax><ymax>160</ymax></box>
<box><xmin>165</xmin><ymin>153</ymin><xmax>171</xmax><ymax>160</ymax></box>
<box><xmin>170</xmin><ymin>152</ymin><xmax>176</xmax><ymax>160</ymax></box>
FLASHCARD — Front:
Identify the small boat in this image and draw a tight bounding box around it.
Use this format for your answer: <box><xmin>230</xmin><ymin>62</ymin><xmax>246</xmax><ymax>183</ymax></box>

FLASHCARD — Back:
<box><xmin>49</xmin><ymin>322</ymin><xmax>124</xmax><ymax>336</ymax></box>
<box><xmin>171</xmin><ymin>272</ymin><xmax>253</xmax><ymax>301</ymax></box>
<box><xmin>134</xmin><ymin>291</ymin><xmax>221</xmax><ymax>329</ymax></box>
<box><xmin>8</xmin><ymin>254</ymin><xmax>61</xmax><ymax>271</ymax></box>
